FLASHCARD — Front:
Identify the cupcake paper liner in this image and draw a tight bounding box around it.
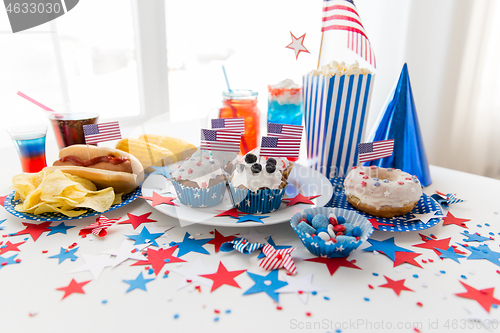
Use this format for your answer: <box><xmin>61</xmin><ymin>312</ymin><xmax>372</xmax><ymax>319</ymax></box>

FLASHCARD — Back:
<box><xmin>290</xmin><ymin>207</ymin><xmax>373</xmax><ymax>258</ymax></box>
<box><xmin>228</xmin><ymin>183</ymin><xmax>286</xmax><ymax>214</ymax></box>
<box><xmin>171</xmin><ymin>178</ymin><xmax>226</xmax><ymax>208</ymax></box>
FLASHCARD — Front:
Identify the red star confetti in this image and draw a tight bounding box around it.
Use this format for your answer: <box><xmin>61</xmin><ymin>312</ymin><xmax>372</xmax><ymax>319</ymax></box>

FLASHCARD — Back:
<box><xmin>139</xmin><ymin>191</ymin><xmax>178</xmax><ymax>207</ymax></box>
<box><xmin>282</xmin><ymin>194</ymin><xmax>321</xmax><ymax>207</ymax></box>
<box><xmin>131</xmin><ymin>246</ymin><xmax>186</xmax><ymax>275</ymax></box>
<box><xmin>79</xmin><ymin>215</ymin><xmax>119</xmax><ymax>238</ymax></box>
<box><xmin>199</xmin><ymin>261</ymin><xmax>246</xmax><ymax>292</ymax></box>
<box><xmin>368</xmin><ymin>218</ymin><xmax>395</xmax><ymax>230</ymax></box>
<box><xmin>413</xmin><ymin>236</ymin><xmax>452</xmax><ymax>256</ymax></box>
<box><xmin>259</xmin><ymin>244</ymin><xmax>297</xmax><ymax>275</ymax></box>
<box><xmin>207</xmin><ymin>229</ymin><xmax>238</xmax><ymax>253</ymax></box>
<box><xmin>304</xmin><ymin>257</ymin><xmax>361</xmax><ymax>276</ymax></box>
<box><xmin>0</xmin><ymin>240</ymin><xmax>26</xmax><ymax>255</ymax></box>
<box><xmin>393</xmin><ymin>251</ymin><xmax>423</xmax><ymax>269</ymax></box>
<box><xmin>285</xmin><ymin>31</ymin><xmax>310</xmax><ymax>60</ymax></box>
<box><xmin>0</xmin><ymin>195</ymin><xmax>6</xmax><ymax>207</ymax></box>
<box><xmin>15</xmin><ymin>222</ymin><xmax>51</xmax><ymax>241</ymax></box>
<box><xmin>214</xmin><ymin>207</ymin><xmax>247</xmax><ymax>218</ymax></box>
<box><xmin>379</xmin><ymin>276</ymin><xmax>414</xmax><ymax>296</ymax></box>
<box><xmin>56</xmin><ymin>279</ymin><xmax>91</xmax><ymax>300</ymax></box>
<box><xmin>118</xmin><ymin>212</ymin><xmax>157</xmax><ymax>229</ymax></box>
<box><xmin>455</xmin><ymin>281</ymin><xmax>500</xmax><ymax>313</ymax></box>
<box><xmin>442</xmin><ymin>211</ymin><xmax>470</xmax><ymax>228</ymax></box>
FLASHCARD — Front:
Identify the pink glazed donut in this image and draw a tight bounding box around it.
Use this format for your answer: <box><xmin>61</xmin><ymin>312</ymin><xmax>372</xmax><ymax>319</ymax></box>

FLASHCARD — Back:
<box><xmin>343</xmin><ymin>166</ymin><xmax>423</xmax><ymax>218</ymax></box>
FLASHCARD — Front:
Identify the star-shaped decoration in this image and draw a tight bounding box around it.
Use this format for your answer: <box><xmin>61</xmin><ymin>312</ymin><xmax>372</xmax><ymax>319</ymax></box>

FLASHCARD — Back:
<box><xmin>234</xmin><ymin>214</ymin><xmax>270</xmax><ymax>224</ymax></box>
<box><xmin>384</xmin><ymin>191</ymin><xmax>390</xmax><ymax>197</ymax></box>
<box><xmin>126</xmin><ymin>226</ymin><xmax>164</xmax><ymax>247</ymax></box>
<box><xmin>368</xmin><ymin>218</ymin><xmax>395</xmax><ymax>230</ymax></box>
<box><xmin>199</xmin><ymin>261</ymin><xmax>246</xmax><ymax>292</ymax></box>
<box><xmin>282</xmin><ymin>193</ymin><xmax>321</xmax><ymax>207</ymax></box>
<box><xmin>442</xmin><ymin>211</ymin><xmax>470</xmax><ymax>228</ymax></box>
<box><xmin>118</xmin><ymin>212</ymin><xmax>157</xmax><ymax>229</ymax></box>
<box><xmin>304</xmin><ymin>257</ymin><xmax>361</xmax><ymax>276</ymax></box>
<box><xmin>139</xmin><ymin>191</ymin><xmax>178</xmax><ymax>207</ymax></box>
<box><xmin>47</xmin><ymin>222</ymin><xmax>75</xmax><ymax>236</ymax></box>
<box><xmin>0</xmin><ymin>240</ymin><xmax>26</xmax><ymax>255</ymax></box>
<box><xmin>171</xmin><ymin>232</ymin><xmax>211</xmax><ymax>257</ymax></box>
<box><xmin>275</xmin><ymin>274</ymin><xmax>325</xmax><ymax>303</ymax></box>
<box><xmin>56</xmin><ymin>279</ymin><xmax>91</xmax><ymax>300</ymax></box>
<box><xmin>123</xmin><ymin>272</ymin><xmax>155</xmax><ymax>293</ymax></box>
<box><xmin>149</xmin><ymin>165</ymin><xmax>170</xmax><ymax>177</ymax></box>
<box><xmin>14</xmin><ymin>221</ymin><xmax>51</xmax><ymax>241</ymax></box>
<box><xmin>102</xmin><ymin>240</ymin><xmax>149</xmax><ymax>267</ymax></box>
<box><xmin>379</xmin><ymin>276</ymin><xmax>414</xmax><ymax>296</ymax></box>
<box><xmin>241</xmin><ymin>229</ymin><xmax>272</xmax><ymax>244</ymax></box>
<box><xmin>285</xmin><ymin>31</ymin><xmax>310</xmax><ymax>60</ymax></box>
<box><xmin>0</xmin><ymin>218</ymin><xmax>6</xmax><ymax>230</ymax></box>
<box><xmin>455</xmin><ymin>281</ymin><xmax>500</xmax><ymax>312</ymax></box>
<box><xmin>393</xmin><ymin>251</ymin><xmax>423</xmax><ymax>269</ymax></box>
<box><xmin>207</xmin><ymin>229</ymin><xmax>238</xmax><ymax>253</ymax></box>
<box><xmin>406</xmin><ymin>211</ymin><xmax>444</xmax><ymax>224</ymax></box>
<box><xmin>170</xmin><ymin>258</ymin><xmax>217</xmax><ymax>290</ymax></box>
<box><xmin>465</xmin><ymin>244</ymin><xmax>500</xmax><ymax>267</ymax></box>
<box><xmin>131</xmin><ymin>246</ymin><xmax>186</xmax><ymax>275</ymax></box>
<box><xmin>0</xmin><ymin>195</ymin><xmax>7</xmax><ymax>207</ymax></box>
<box><xmin>49</xmin><ymin>247</ymin><xmax>79</xmax><ymax>264</ymax></box>
<box><xmin>214</xmin><ymin>207</ymin><xmax>247</xmax><ymax>218</ymax></box>
<box><xmin>363</xmin><ymin>237</ymin><xmax>413</xmax><ymax>261</ymax></box>
<box><xmin>257</xmin><ymin>236</ymin><xmax>292</xmax><ymax>259</ymax></box>
<box><xmin>243</xmin><ymin>269</ymin><xmax>288</xmax><ymax>302</ymax></box>
<box><xmin>259</xmin><ymin>244</ymin><xmax>297</xmax><ymax>274</ymax></box>
<box><xmin>461</xmin><ymin>232</ymin><xmax>491</xmax><ymax>243</ymax></box>
<box><xmin>0</xmin><ymin>254</ymin><xmax>20</xmax><ymax>268</ymax></box>
<box><xmin>435</xmin><ymin>246</ymin><xmax>466</xmax><ymax>263</ymax></box>
<box><xmin>70</xmin><ymin>254</ymin><xmax>113</xmax><ymax>280</ymax></box>
<box><xmin>413</xmin><ymin>236</ymin><xmax>452</xmax><ymax>256</ymax></box>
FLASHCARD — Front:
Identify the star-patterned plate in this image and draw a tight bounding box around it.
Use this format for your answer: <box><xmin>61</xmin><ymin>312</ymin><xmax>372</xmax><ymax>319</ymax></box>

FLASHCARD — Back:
<box><xmin>328</xmin><ymin>177</ymin><xmax>443</xmax><ymax>232</ymax></box>
<box><xmin>141</xmin><ymin>163</ymin><xmax>333</xmax><ymax>227</ymax></box>
<box><xmin>3</xmin><ymin>187</ymin><xmax>141</xmax><ymax>222</ymax></box>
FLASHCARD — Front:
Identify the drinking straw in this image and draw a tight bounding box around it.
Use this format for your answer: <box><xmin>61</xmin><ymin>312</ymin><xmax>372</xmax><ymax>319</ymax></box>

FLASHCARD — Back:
<box><xmin>222</xmin><ymin>65</ymin><xmax>232</xmax><ymax>92</ymax></box>
<box><xmin>17</xmin><ymin>91</ymin><xmax>54</xmax><ymax>112</ymax></box>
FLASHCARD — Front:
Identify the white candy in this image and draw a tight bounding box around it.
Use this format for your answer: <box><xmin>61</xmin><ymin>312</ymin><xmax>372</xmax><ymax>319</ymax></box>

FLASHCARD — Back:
<box><xmin>318</xmin><ymin>232</ymin><xmax>330</xmax><ymax>241</ymax></box>
<box><xmin>327</xmin><ymin>228</ymin><xmax>336</xmax><ymax>239</ymax></box>
<box><xmin>328</xmin><ymin>213</ymin><xmax>337</xmax><ymax>220</ymax></box>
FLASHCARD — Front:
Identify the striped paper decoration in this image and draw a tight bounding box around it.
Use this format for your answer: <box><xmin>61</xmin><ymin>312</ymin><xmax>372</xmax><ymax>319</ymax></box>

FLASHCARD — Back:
<box><xmin>258</xmin><ymin>244</ymin><xmax>297</xmax><ymax>275</ymax></box>
<box><xmin>303</xmin><ymin>72</ymin><xmax>374</xmax><ymax>178</ymax></box>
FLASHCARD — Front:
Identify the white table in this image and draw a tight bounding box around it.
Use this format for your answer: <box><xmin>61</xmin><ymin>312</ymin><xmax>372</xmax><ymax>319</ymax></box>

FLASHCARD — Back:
<box><xmin>1</xmin><ymin>144</ymin><xmax>499</xmax><ymax>333</ymax></box>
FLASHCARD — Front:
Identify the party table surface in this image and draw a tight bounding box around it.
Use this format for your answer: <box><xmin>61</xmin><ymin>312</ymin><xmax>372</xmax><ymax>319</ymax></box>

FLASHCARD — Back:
<box><xmin>0</xmin><ymin>144</ymin><xmax>499</xmax><ymax>333</ymax></box>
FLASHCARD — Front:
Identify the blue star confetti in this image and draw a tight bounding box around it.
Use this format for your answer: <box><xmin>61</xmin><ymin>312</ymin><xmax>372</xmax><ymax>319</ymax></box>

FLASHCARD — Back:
<box><xmin>0</xmin><ymin>254</ymin><xmax>20</xmax><ymax>268</ymax></box>
<box><xmin>243</xmin><ymin>270</ymin><xmax>288</xmax><ymax>302</ymax></box>
<box><xmin>464</xmin><ymin>244</ymin><xmax>500</xmax><ymax>267</ymax></box>
<box><xmin>257</xmin><ymin>236</ymin><xmax>292</xmax><ymax>259</ymax></box>
<box><xmin>363</xmin><ymin>237</ymin><xmax>413</xmax><ymax>261</ymax></box>
<box><xmin>49</xmin><ymin>247</ymin><xmax>79</xmax><ymax>264</ymax></box>
<box><xmin>47</xmin><ymin>222</ymin><xmax>75</xmax><ymax>236</ymax></box>
<box><xmin>435</xmin><ymin>246</ymin><xmax>466</xmax><ymax>263</ymax></box>
<box><xmin>149</xmin><ymin>166</ymin><xmax>171</xmax><ymax>178</ymax></box>
<box><xmin>126</xmin><ymin>226</ymin><xmax>164</xmax><ymax>247</ymax></box>
<box><xmin>123</xmin><ymin>272</ymin><xmax>155</xmax><ymax>293</ymax></box>
<box><xmin>461</xmin><ymin>231</ymin><xmax>491</xmax><ymax>243</ymax></box>
<box><xmin>0</xmin><ymin>219</ymin><xmax>6</xmax><ymax>230</ymax></box>
<box><xmin>170</xmin><ymin>232</ymin><xmax>211</xmax><ymax>257</ymax></box>
<box><xmin>234</xmin><ymin>215</ymin><xmax>270</xmax><ymax>224</ymax></box>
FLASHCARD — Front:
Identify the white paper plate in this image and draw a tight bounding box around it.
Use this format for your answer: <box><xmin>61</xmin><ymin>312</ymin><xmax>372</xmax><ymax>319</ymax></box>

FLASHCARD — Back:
<box><xmin>141</xmin><ymin>163</ymin><xmax>334</xmax><ymax>227</ymax></box>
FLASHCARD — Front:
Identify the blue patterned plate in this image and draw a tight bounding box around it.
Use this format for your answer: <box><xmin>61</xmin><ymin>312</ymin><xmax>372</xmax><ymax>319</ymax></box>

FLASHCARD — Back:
<box><xmin>3</xmin><ymin>187</ymin><xmax>141</xmax><ymax>222</ymax></box>
<box><xmin>327</xmin><ymin>177</ymin><xmax>443</xmax><ymax>232</ymax></box>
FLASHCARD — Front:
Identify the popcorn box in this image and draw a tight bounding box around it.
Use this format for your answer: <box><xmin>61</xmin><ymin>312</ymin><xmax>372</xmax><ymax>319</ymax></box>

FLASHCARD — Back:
<box><xmin>303</xmin><ymin>72</ymin><xmax>375</xmax><ymax>178</ymax></box>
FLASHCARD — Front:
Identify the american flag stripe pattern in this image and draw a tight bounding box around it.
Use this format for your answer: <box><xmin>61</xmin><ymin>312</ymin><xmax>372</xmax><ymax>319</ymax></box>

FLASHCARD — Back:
<box><xmin>83</xmin><ymin>121</ymin><xmax>122</xmax><ymax>144</ymax></box>
<box><xmin>258</xmin><ymin>244</ymin><xmax>297</xmax><ymax>275</ymax></box>
<box><xmin>80</xmin><ymin>215</ymin><xmax>118</xmax><ymax>237</ymax></box>
<box><xmin>211</xmin><ymin>118</ymin><xmax>245</xmax><ymax>134</ymax></box>
<box><xmin>222</xmin><ymin>238</ymin><xmax>265</xmax><ymax>254</ymax></box>
<box><xmin>321</xmin><ymin>0</ymin><xmax>376</xmax><ymax>68</ymax></box>
<box><xmin>358</xmin><ymin>139</ymin><xmax>394</xmax><ymax>163</ymax></box>
<box><xmin>442</xmin><ymin>193</ymin><xmax>464</xmax><ymax>205</ymax></box>
<box><xmin>267</xmin><ymin>122</ymin><xmax>303</xmax><ymax>139</ymax></box>
<box><xmin>260</xmin><ymin>136</ymin><xmax>301</xmax><ymax>158</ymax></box>
<box><xmin>200</xmin><ymin>129</ymin><xmax>241</xmax><ymax>153</ymax></box>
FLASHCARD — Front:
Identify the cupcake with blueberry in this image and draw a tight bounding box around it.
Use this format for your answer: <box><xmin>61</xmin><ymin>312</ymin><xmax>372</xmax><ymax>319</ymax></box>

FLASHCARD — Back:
<box><xmin>228</xmin><ymin>148</ymin><xmax>294</xmax><ymax>180</ymax></box>
<box><xmin>228</xmin><ymin>152</ymin><xmax>287</xmax><ymax>214</ymax></box>
<box><xmin>170</xmin><ymin>152</ymin><xmax>227</xmax><ymax>207</ymax></box>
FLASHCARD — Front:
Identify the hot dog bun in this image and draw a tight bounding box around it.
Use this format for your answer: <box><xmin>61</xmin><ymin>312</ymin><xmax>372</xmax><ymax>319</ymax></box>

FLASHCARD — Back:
<box><xmin>49</xmin><ymin>145</ymin><xmax>144</xmax><ymax>194</ymax></box>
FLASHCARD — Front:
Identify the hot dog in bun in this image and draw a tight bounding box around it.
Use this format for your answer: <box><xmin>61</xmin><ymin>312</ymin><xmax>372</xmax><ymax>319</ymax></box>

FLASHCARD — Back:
<box><xmin>49</xmin><ymin>145</ymin><xmax>144</xmax><ymax>194</ymax></box>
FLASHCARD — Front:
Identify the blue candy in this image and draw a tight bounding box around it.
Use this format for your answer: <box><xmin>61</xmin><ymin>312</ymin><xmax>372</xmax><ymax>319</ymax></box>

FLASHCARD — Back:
<box><xmin>316</xmin><ymin>227</ymin><xmax>328</xmax><ymax>235</ymax></box>
<box><xmin>313</xmin><ymin>235</ymin><xmax>322</xmax><ymax>242</ymax></box>
<box><xmin>307</xmin><ymin>214</ymin><xmax>313</xmax><ymax>223</ymax></box>
<box><xmin>297</xmin><ymin>221</ymin><xmax>316</xmax><ymax>235</ymax></box>
<box><xmin>344</xmin><ymin>222</ymin><xmax>354</xmax><ymax>234</ymax></box>
<box><xmin>337</xmin><ymin>216</ymin><xmax>347</xmax><ymax>225</ymax></box>
<box><xmin>336</xmin><ymin>235</ymin><xmax>357</xmax><ymax>243</ymax></box>
<box><xmin>312</xmin><ymin>214</ymin><xmax>329</xmax><ymax>229</ymax></box>
<box><xmin>352</xmin><ymin>226</ymin><xmax>362</xmax><ymax>237</ymax></box>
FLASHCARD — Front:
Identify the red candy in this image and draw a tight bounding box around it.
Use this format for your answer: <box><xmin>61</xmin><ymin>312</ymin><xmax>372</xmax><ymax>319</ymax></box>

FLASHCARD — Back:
<box><xmin>328</xmin><ymin>217</ymin><xmax>338</xmax><ymax>226</ymax></box>
<box><xmin>359</xmin><ymin>172</ymin><xmax>365</xmax><ymax>175</ymax></box>
<box><xmin>336</xmin><ymin>232</ymin><xmax>344</xmax><ymax>236</ymax></box>
<box><xmin>333</xmin><ymin>225</ymin><xmax>346</xmax><ymax>233</ymax></box>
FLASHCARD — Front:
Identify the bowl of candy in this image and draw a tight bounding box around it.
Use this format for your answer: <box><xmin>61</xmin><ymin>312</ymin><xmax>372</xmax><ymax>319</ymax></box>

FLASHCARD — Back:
<box><xmin>290</xmin><ymin>207</ymin><xmax>373</xmax><ymax>258</ymax></box>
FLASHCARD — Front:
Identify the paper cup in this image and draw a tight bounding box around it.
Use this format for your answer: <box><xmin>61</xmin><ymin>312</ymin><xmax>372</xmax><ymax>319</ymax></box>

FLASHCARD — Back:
<box><xmin>171</xmin><ymin>178</ymin><xmax>226</xmax><ymax>208</ymax></box>
<box><xmin>228</xmin><ymin>183</ymin><xmax>286</xmax><ymax>214</ymax></box>
<box><xmin>290</xmin><ymin>207</ymin><xmax>373</xmax><ymax>258</ymax></box>
<box><xmin>303</xmin><ymin>73</ymin><xmax>375</xmax><ymax>178</ymax></box>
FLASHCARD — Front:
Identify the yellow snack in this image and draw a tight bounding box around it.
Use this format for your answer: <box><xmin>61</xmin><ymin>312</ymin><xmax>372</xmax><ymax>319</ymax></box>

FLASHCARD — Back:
<box><xmin>139</xmin><ymin>134</ymin><xmax>197</xmax><ymax>161</ymax></box>
<box><xmin>115</xmin><ymin>138</ymin><xmax>176</xmax><ymax>173</ymax></box>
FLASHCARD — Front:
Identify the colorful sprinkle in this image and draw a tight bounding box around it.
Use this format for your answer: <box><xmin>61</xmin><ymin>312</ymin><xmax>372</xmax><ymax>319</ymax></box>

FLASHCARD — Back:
<box><xmin>364</xmin><ymin>297</ymin><xmax>370</xmax><ymax>301</ymax></box>
<box><xmin>324</xmin><ymin>296</ymin><xmax>330</xmax><ymax>301</ymax></box>
<box><xmin>372</xmin><ymin>272</ymin><xmax>379</xmax><ymax>276</ymax></box>
<box><xmin>361</xmin><ymin>181</ymin><xmax>367</xmax><ymax>187</ymax></box>
<box><xmin>102</xmin><ymin>300</ymin><xmax>108</xmax><ymax>304</ymax></box>
<box><xmin>174</xmin><ymin>314</ymin><xmax>179</xmax><ymax>319</ymax></box>
<box><xmin>214</xmin><ymin>317</ymin><xmax>219</xmax><ymax>322</ymax></box>
<box><xmin>416</xmin><ymin>302</ymin><xmax>423</xmax><ymax>307</ymax></box>
<box><xmin>461</xmin><ymin>275</ymin><xmax>467</xmax><ymax>279</ymax></box>
<box><xmin>413</xmin><ymin>274</ymin><xmax>419</xmax><ymax>278</ymax></box>
<box><xmin>440</xmin><ymin>270</ymin><xmax>446</xmax><ymax>274</ymax></box>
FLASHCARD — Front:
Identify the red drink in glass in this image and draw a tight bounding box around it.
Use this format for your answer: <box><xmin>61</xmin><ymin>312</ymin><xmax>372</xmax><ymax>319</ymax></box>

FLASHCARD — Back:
<box><xmin>48</xmin><ymin>112</ymin><xmax>99</xmax><ymax>150</ymax></box>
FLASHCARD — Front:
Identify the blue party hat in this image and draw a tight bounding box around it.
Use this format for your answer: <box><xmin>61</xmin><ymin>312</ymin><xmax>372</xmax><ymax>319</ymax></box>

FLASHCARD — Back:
<box><xmin>364</xmin><ymin>64</ymin><xmax>431</xmax><ymax>186</ymax></box>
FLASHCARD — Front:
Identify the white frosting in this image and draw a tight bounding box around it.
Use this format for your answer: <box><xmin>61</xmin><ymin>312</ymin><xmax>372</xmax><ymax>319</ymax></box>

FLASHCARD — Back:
<box><xmin>237</xmin><ymin>148</ymin><xmax>290</xmax><ymax>173</ymax></box>
<box><xmin>309</xmin><ymin>61</ymin><xmax>372</xmax><ymax>78</ymax></box>
<box><xmin>171</xmin><ymin>155</ymin><xmax>226</xmax><ymax>188</ymax></box>
<box><xmin>343</xmin><ymin>166</ymin><xmax>422</xmax><ymax>209</ymax></box>
<box><xmin>230</xmin><ymin>156</ymin><xmax>284</xmax><ymax>192</ymax></box>
<box><xmin>268</xmin><ymin>79</ymin><xmax>302</xmax><ymax>105</ymax></box>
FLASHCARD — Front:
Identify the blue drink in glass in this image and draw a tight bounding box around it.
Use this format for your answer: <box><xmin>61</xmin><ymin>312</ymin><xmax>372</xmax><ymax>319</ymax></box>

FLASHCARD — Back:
<box><xmin>267</xmin><ymin>79</ymin><xmax>303</xmax><ymax>126</ymax></box>
<box><xmin>8</xmin><ymin>126</ymin><xmax>47</xmax><ymax>173</ymax></box>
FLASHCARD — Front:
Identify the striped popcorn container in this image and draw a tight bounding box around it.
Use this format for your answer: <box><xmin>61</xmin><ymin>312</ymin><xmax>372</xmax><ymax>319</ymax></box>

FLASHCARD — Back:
<box><xmin>303</xmin><ymin>73</ymin><xmax>375</xmax><ymax>178</ymax></box>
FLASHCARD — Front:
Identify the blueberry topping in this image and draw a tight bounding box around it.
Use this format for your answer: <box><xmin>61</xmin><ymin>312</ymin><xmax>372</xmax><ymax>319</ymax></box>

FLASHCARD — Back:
<box><xmin>374</xmin><ymin>182</ymin><xmax>380</xmax><ymax>187</ymax></box>
<box><xmin>373</xmin><ymin>178</ymin><xmax>379</xmax><ymax>181</ymax></box>
<box><xmin>266</xmin><ymin>158</ymin><xmax>277</xmax><ymax>166</ymax></box>
<box><xmin>383</xmin><ymin>179</ymin><xmax>389</xmax><ymax>183</ymax></box>
<box><xmin>251</xmin><ymin>163</ymin><xmax>262</xmax><ymax>173</ymax></box>
<box><xmin>236</xmin><ymin>164</ymin><xmax>245</xmax><ymax>173</ymax></box>
<box><xmin>245</xmin><ymin>153</ymin><xmax>258</xmax><ymax>164</ymax></box>
<box><xmin>266</xmin><ymin>164</ymin><xmax>276</xmax><ymax>173</ymax></box>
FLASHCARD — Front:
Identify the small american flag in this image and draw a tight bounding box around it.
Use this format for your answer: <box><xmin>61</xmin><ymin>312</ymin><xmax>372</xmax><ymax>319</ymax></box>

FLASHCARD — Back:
<box><xmin>321</xmin><ymin>0</ymin><xmax>376</xmax><ymax>68</ymax></box>
<box><xmin>267</xmin><ymin>122</ymin><xmax>303</xmax><ymax>139</ymax></box>
<box><xmin>260</xmin><ymin>136</ymin><xmax>301</xmax><ymax>158</ymax></box>
<box><xmin>83</xmin><ymin>121</ymin><xmax>122</xmax><ymax>144</ymax></box>
<box><xmin>211</xmin><ymin>118</ymin><xmax>245</xmax><ymax>134</ymax></box>
<box><xmin>358</xmin><ymin>139</ymin><xmax>394</xmax><ymax>163</ymax></box>
<box><xmin>200</xmin><ymin>129</ymin><xmax>240</xmax><ymax>153</ymax></box>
